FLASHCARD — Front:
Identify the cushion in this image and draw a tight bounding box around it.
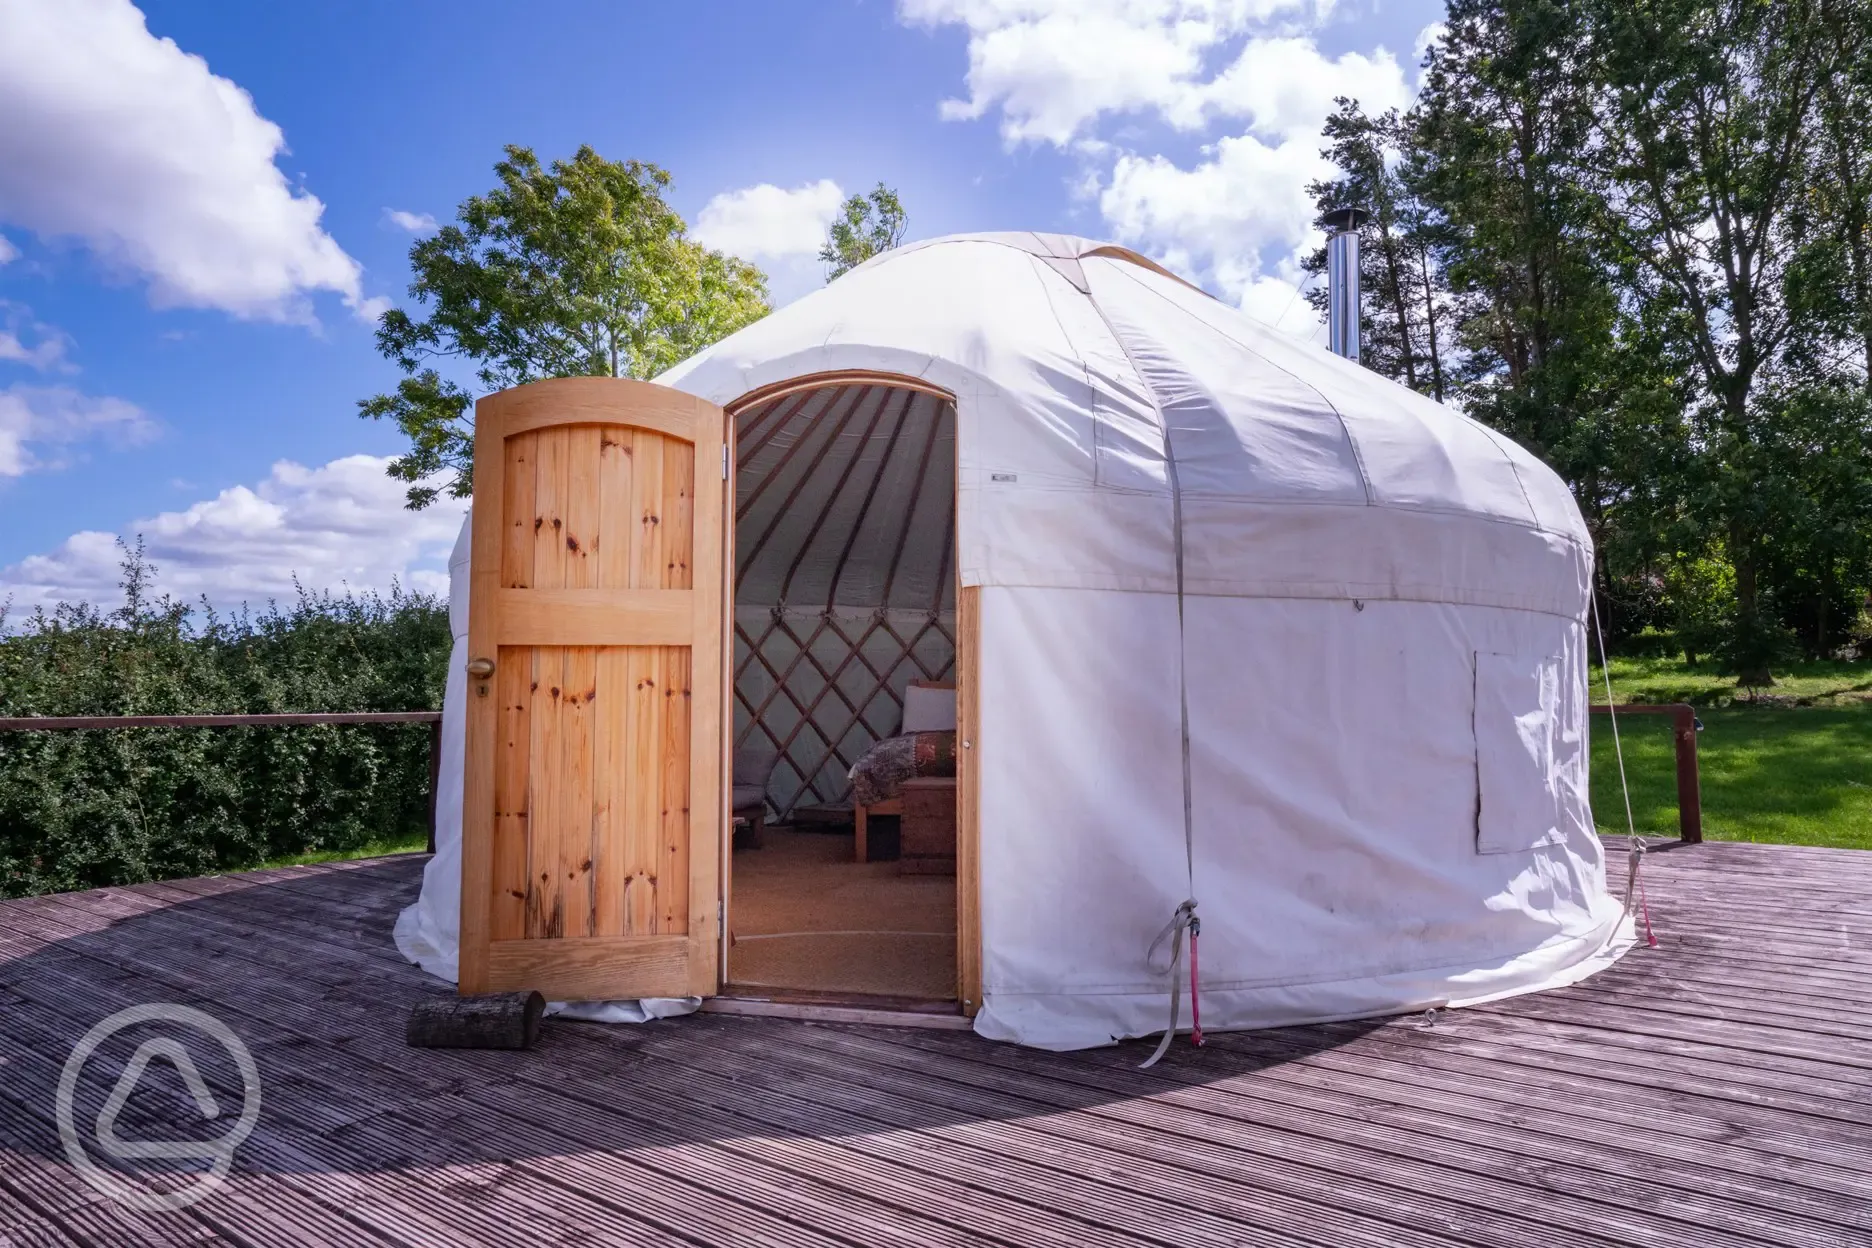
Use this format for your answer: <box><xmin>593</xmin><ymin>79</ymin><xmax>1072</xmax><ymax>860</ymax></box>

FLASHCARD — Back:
<box><xmin>902</xmin><ymin>684</ymin><xmax>957</xmax><ymax>733</ymax></box>
<box><xmin>731</xmin><ymin>784</ymin><xmax>766</xmax><ymax>811</ymax></box>
<box><xmin>733</xmin><ymin>743</ymin><xmax>778</xmax><ymax>784</ymax></box>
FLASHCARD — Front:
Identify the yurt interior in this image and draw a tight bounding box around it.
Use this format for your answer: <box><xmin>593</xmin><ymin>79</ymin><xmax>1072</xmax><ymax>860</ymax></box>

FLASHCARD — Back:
<box><xmin>725</xmin><ymin>376</ymin><xmax>964</xmax><ymax>1006</ymax></box>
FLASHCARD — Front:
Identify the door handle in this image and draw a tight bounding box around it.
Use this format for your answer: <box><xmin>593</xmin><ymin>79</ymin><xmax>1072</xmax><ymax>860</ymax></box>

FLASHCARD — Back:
<box><xmin>468</xmin><ymin>656</ymin><xmax>495</xmax><ymax>696</ymax></box>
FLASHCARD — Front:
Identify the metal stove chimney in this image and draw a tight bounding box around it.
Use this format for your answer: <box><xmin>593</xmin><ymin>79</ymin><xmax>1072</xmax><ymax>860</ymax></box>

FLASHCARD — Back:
<box><xmin>1322</xmin><ymin>206</ymin><xmax>1370</xmax><ymax>362</ymax></box>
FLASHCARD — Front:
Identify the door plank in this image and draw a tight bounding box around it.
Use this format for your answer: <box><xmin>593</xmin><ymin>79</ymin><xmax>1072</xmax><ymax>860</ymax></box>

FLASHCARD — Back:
<box><xmin>486</xmin><ymin>934</ymin><xmax>691</xmax><ymax>999</ymax></box>
<box><xmin>564</xmin><ymin>426</ymin><xmax>603</xmax><ymax>590</ymax></box>
<box><xmin>659</xmin><ymin>442</ymin><xmax>696</xmax><ymax>936</ymax></box>
<box><xmin>596</xmin><ymin>427</ymin><xmax>635</xmax><ymax>589</ymax></box>
<box><xmin>630</xmin><ymin>431</ymin><xmax>666</xmax><ymax>591</ymax></box>
<box><xmin>525</xmin><ymin>646</ymin><xmax>567</xmax><ymax>939</ymax></box>
<box><xmin>560</xmin><ymin>644</ymin><xmax>598</xmax><ymax>939</ymax></box>
<box><xmin>625</xmin><ymin>645</ymin><xmax>663</xmax><ymax>936</ymax></box>
<box><xmin>532</xmin><ymin>427</ymin><xmax>569</xmax><ymax>591</ymax></box>
<box><xmin>592</xmin><ymin>646</ymin><xmax>632</xmax><ymax>937</ymax></box>
<box><xmin>662</xmin><ymin>442</ymin><xmax>694</xmax><ymax>590</ymax></box>
<box><xmin>502</xmin><ymin>432</ymin><xmax>537</xmax><ymax>589</ymax></box>
<box><xmin>558</xmin><ymin>427</ymin><xmax>606</xmax><ymax>941</ymax></box>
<box><xmin>493</xmin><ymin>588</ymin><xmax>693</xmax><ymax>646</ymax></box>
<box><xmin>491</xmin><ymin>646</ymin><xmax>532</xmax><ymax>941</ymax></box>
<box><xmin>659</xmin><ymin>646</ymin><xmax>692</xmax><ymax>933</ymax></box>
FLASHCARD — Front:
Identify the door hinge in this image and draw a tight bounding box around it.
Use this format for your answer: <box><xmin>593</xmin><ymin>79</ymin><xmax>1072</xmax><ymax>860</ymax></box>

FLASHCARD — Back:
<box><xmin>722</xmin><ymin>445</ymin><xmax>729</xmax><ymax>480</ymax></box>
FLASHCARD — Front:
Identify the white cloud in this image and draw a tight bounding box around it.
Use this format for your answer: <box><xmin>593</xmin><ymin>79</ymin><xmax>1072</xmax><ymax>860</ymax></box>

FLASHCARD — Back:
<box><xmin>0</xmin><ymin>385</ymin><xmax>155</xmax><ymax>478</ymax></box>
<box><xmin>0</xmin><ymin>0</ymin><xmax>377</xmax><ymax>324</ymax></box>
<box><xmin>692</xmin><ymin>179</ymin><xmax>847</xmax><ymax>306</ymax></box>
<box><xmin>900</xmin><ymin>0</ymin><xmax>1332</xmax><ymax>145</ymax></box>
<box><xmin>1201</xmin><ymin>38</ymin><xmax>1410</xmax><ymax>141</ymax></box>
<box><xmin>353</xmin><ymin>294</ymin><xmax>393</xmax><ymax>326</ymax></box>
<box><xmin>1102</xmin><ymin>136</ymin><xmax>1321</xmax><ymax>276</ymax></box>
<box><xmin>384</xmin><ymin>208</ymin><xmax>438</xmax><ymax>233</ymax></box>
<box><xmin>1414</xmin><ymin>21</ymin><xmax>1446</xmax><ymax>59</ymax></box>
<box><xmin>0</xmin><ymin>234</ymin><xmax>16</xmax><ymax>265</ymax></box>
<box><xmin>901</xmin><ymin>0</ymin><xmax>1416</xmax><ymax>332</ymax></box>
<box><xmin>0</xmin><ymin>454</ymin><xmax>467</xmax><ymax>611</ymax></box>
<box><xmin>0</xmin><ymin>303</ymin><xmax>73</xmax><ymax>372</ymax></box>
<box><xmin>692</xmin><ymin>180</ymin><xmax>846</xmax><ymax>261</ymax></box>
<box><xmin>1099</xmin><ymin>128</ymin><xmax>1329</xmax><ymax>317</ymax></box>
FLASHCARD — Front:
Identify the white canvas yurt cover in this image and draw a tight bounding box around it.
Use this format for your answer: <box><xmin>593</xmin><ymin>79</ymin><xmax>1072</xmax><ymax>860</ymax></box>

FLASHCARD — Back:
<box><xmin>400</xmin><ymin>231</ymin><xmax>1635</xmax><ymax>1050</ymax></box>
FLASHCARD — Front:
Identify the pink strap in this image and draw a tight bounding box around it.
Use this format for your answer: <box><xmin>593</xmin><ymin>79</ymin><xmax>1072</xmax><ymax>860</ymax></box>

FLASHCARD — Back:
<box><xmin>1638</xmin><ymin>866</ymin><xmax>1658</xmax><ymax>947</ymax></box>
<box><xmin>1189</xmin><ymin>919</ymin><xmax>1204</xmax><ymax>1047</ymax></box>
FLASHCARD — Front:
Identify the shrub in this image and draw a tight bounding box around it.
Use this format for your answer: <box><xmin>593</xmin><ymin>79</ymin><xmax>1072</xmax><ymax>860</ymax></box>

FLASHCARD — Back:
<box><xmin>0</xmin><ymin>544</ymin><xmax>451</xmax><ymax>898</ymax></box>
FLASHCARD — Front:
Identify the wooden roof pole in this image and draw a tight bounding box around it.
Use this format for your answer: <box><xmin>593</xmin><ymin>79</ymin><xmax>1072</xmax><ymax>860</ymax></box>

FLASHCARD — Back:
<box><xmin>882</xmin><ymin>395</ymin><xmax>946</xmax><ymax>607</ymax></box>
<box><xmin>735</xmin><ymin>390</ymin><xmax>813</xmax><ymax>468</ymax></box>
<box><xmin>824</xmin><ymin>388</ymin><xmax>917</xmax><ymax>609</ymax></box>
<box><xmin>736</xmin><ymin>389</ymin><xmax>854</xmax><ymax>523</ymax></box>
<box><xmin>738</xmin><ymin>387</ymin><xmax>873</xmax><ymax>580</ymax></box>
<box><xmin>776</xmin><ymin>386</ymin><xmax>894</xmax><ymax>604</ymax></box>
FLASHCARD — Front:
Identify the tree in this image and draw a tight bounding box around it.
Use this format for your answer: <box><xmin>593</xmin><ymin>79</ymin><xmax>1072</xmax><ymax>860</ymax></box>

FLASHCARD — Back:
<box><xmin>1303</xmin><ymin>101</ymin><xmax>1449</xmax><ymax>400</ymax></box>
<box><xmin>1309</xmin><ymin>0</ymin><xmax>1872</xmax><ymax>675</ymax></box>
<box><xmin>1586</xmin><ymin>0</ymin><xmax>1850</xmax><ymax>680</ymax></box>
<box><xmin>1807</xmin><ymin>0</ymin><xmax>1872</xmax><ymax>381</ymax></box>
<box><xmin>360</xmin><ymin>146</ymin><xmax>771</xmax><ymax>508</ymax></box>
<box><xmin>1305</xmin><ymin>5</ymin><xmax>1687</xmax><ymax>646</ymax></box>
<box><xmin>819</xmin><ymin>184</ymin><xmax>908</xmax><ymax>280</ymax></box>
<box><xmin>1414</xmin><ymin>0</ymin><xmax>1640</xmax><ymax>476</ymax></box>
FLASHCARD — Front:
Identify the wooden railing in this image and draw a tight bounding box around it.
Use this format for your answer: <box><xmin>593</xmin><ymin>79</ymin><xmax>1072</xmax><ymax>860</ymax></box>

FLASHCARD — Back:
<box><xmin>0</xmin><ymin>711</ymin><xmax>446</xmax><ymax>853</ymax></box>
<box><xmin>0</xmin><ymin>705</ymin><xmax>1699</xmax><ymax>850</ymax></box>
<box><xmin>1590</xmin><ymin>703</ymin><xmax>1701</xmax><ymax>843</ymax></box>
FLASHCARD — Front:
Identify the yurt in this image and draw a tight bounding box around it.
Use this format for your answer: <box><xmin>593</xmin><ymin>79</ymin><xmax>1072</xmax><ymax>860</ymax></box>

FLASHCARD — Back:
<box><xmin>397</xmin><ymin>231</ymin><xmax>1635</xmax><ymax>1052</ymax></box>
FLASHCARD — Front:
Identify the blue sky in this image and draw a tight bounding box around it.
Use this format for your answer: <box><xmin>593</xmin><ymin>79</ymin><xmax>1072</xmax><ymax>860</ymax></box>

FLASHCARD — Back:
<box><xmin>0</xmin><ymin>0</ymin><xmax>1442</xmax><ymax>612</ymax></box>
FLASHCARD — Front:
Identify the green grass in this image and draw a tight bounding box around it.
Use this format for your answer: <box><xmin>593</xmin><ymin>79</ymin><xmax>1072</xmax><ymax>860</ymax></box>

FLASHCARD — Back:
<box><xmin>256</xmin><ymin>832</ymin><xmax>430</xmax><ymax>870</ymax></box>
<box><xmin>1590</xmin><ymin>652</ymin><xmax>1872</xmax><ymax>707</ymax></box>
<box><xmin>1591</xmin><ymin>704</ymin><xmax>1872</xmax><ymax>849</ymax></box>
<box><xmin>1584</xmin><ymin>652</ymin><xmax>1872</xmax><ymax>849</ymax></box>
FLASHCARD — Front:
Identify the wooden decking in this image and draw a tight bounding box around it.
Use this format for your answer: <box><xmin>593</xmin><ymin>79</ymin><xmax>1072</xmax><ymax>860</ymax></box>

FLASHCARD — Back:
<box><xmin>1</xmin><ymin>839</ymin><xmax>1868</xmax><ymax>1247</ymax></box>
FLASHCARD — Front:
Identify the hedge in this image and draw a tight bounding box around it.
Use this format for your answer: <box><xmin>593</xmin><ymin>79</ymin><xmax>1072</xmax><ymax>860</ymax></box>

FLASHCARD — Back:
<box><xmin>0</xmin><ymin>550</ymin><xmax>451</xmax><ymax>898</ymax></box>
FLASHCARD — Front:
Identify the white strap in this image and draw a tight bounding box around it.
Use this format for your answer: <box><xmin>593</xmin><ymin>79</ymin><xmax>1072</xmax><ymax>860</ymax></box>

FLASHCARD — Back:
<box><xmin>1140</xmin><ymin>900</ymin><xmax>1196</xmax><ymax>1068</ymax></box>
<box><xmin>1083</xmin><ymin>293</ymin><xmax>1201</xmax><ymax>1064</ymax></box>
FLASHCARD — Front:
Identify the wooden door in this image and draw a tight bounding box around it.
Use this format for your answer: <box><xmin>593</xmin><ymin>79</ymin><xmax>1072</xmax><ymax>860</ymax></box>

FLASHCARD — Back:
<box><xmin>460</xmin><ymin>377</ymin><xmax>726</xmax><ymax>1001</ymax></box>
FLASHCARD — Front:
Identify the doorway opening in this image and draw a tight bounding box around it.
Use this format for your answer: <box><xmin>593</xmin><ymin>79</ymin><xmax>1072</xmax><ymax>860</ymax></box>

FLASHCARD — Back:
<box><xmin>724</xmin><ymin>379</ymin><xmax>961</xmax><ymax>1007</ymax></box>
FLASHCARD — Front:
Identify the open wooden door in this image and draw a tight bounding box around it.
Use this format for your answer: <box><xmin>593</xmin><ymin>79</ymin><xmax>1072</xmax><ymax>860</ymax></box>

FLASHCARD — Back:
<box><xmin>460</xmin><ymin>377</ymin><xmax>727</xmax><ymax>1001</ymax></box>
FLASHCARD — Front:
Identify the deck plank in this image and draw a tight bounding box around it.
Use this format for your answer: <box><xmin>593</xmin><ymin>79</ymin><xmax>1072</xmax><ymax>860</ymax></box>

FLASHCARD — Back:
<box><xmin>1</xmin><ymin>839</ymin><xmax>1868</xmax><ymax>1247</ymax></box>
<box><xmin>0</xmin><ymin>927</ymin><xmax>933</xmax><ymax>1248</ymax></box>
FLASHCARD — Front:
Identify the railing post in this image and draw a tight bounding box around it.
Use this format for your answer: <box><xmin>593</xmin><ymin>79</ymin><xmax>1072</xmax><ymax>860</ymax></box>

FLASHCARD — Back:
<box><xmin>427</xmin><ymin>716</ymin><xmax>444</xmax><ymax>855</ymax></box>
<box><xmin>1588</xmin><ymin>702</ymin><xmax>1702</xmax><ymax>845</ymax></box>
<box><xmin>1673</xmin><ymin>706</ymin><xmax>1702</xmax><ymax>843</ymax></box>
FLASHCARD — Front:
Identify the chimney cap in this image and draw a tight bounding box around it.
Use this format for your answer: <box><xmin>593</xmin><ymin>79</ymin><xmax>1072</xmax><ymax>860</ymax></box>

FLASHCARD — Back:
<box><xmin>1321</xmin><ymin>206</ymin><xmax>1371</xmax><ymax>234</ymax></box>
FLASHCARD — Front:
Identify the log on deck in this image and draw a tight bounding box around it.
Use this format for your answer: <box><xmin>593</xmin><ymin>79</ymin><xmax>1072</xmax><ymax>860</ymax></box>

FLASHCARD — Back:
<box><xmin>0</xmin><ymin>840</ymin><xmax>1867</xmax><ymax>1247</ymax></box>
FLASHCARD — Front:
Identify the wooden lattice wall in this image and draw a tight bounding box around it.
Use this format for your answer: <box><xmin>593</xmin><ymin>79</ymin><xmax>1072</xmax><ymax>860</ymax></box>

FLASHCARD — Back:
<box><xmin>731</xmin><ymin>384</ymin><xmax>956</xmax><ymax>815</ymax></box>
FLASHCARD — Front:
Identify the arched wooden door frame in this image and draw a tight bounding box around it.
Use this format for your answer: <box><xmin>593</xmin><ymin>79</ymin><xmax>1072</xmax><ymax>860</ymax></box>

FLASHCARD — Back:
<box><xmin>723</xmin><ymin>370</ymin><xmax>982</xmax><ymax>1016</ymax></box>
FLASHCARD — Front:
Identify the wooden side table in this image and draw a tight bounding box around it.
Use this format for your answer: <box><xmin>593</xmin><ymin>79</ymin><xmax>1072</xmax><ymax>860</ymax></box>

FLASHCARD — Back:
<box><xmin>899</xmin><ymin>777</ymin><xmax>958</xmax><ymax>875</ymax></box>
